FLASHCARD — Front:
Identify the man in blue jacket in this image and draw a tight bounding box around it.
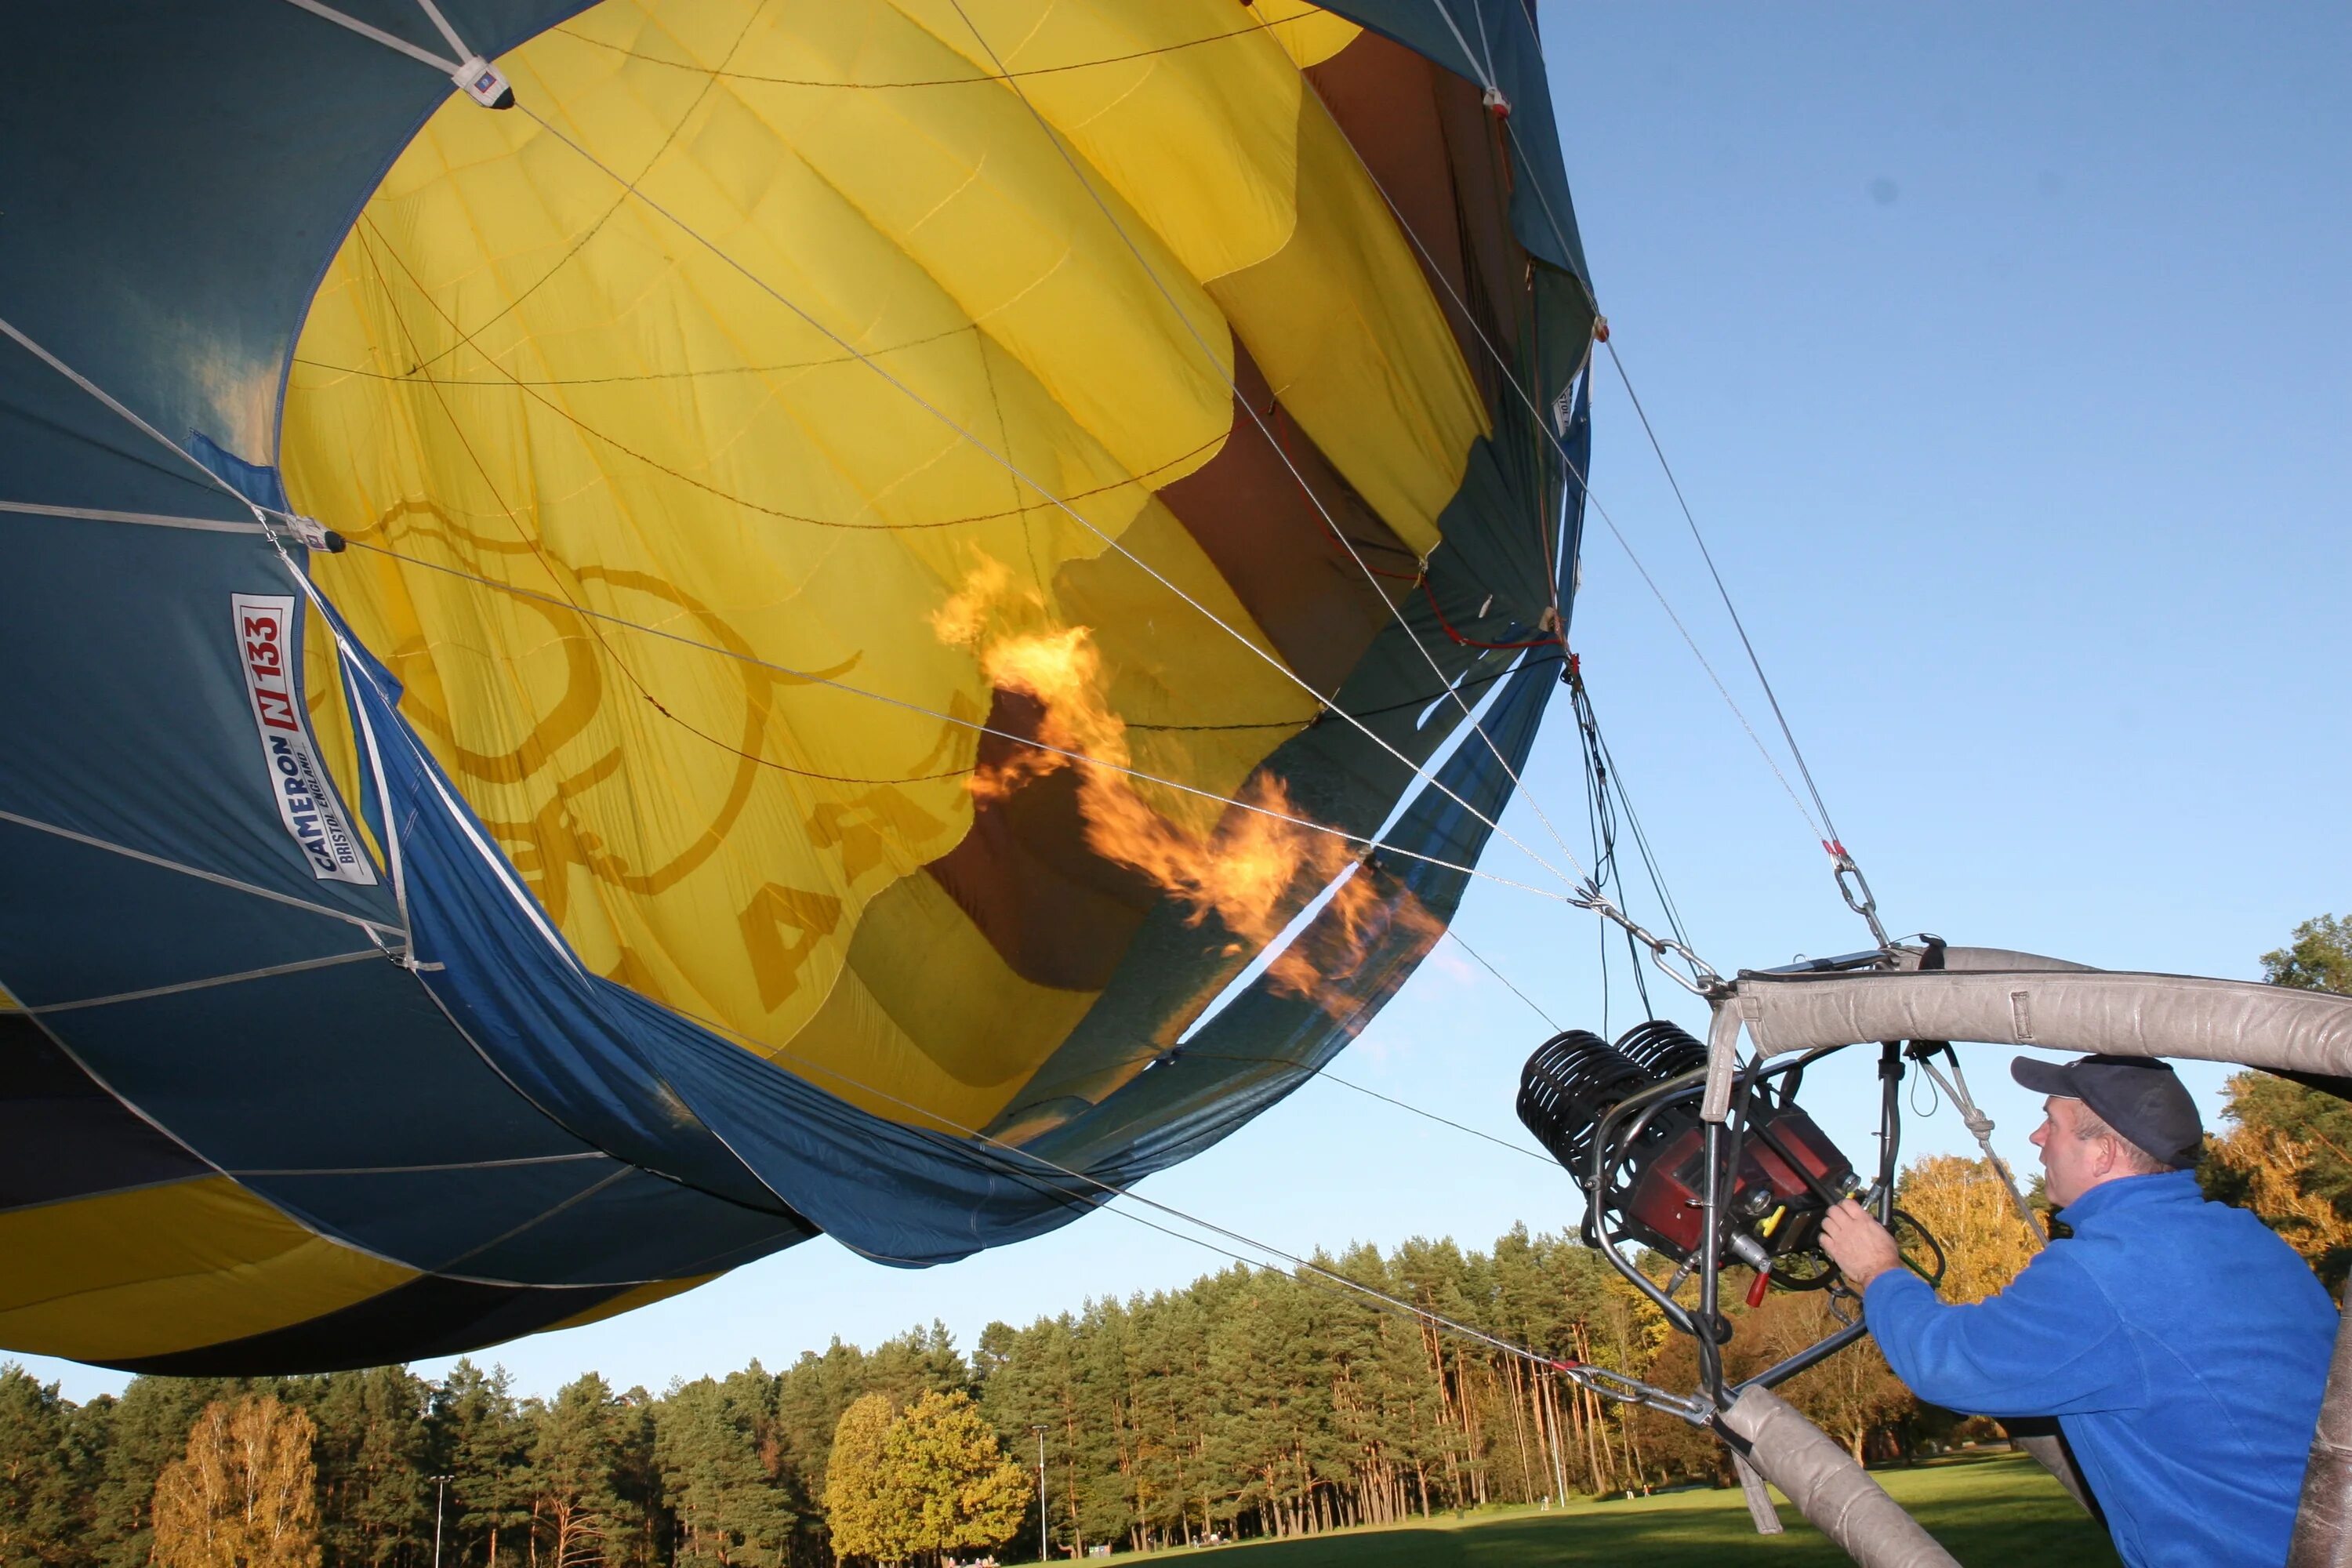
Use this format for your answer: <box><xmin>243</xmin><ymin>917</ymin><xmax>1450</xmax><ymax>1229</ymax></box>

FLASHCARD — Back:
<box><xmin>1819</xmin><ymin>1053</ymin><xmax>2339</xmax><ymax>1568</ymax></box>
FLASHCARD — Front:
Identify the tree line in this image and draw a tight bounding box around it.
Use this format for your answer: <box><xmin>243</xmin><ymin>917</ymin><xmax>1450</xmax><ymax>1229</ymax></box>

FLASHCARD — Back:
<box><xmin>3</xmin><ymin>915</ymin><xmax>2345</xmax><ymax>1566</ymax></box>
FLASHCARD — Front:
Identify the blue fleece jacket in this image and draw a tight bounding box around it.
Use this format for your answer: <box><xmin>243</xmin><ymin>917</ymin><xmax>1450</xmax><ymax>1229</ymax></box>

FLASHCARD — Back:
<box><xmin>1864</xmin><ymin>1170</ymin><xmax>2337</xmax><ymax>1567</ymax></box>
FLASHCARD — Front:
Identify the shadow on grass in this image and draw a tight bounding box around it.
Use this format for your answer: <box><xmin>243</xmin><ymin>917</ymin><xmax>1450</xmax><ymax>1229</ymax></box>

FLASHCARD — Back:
<box><xmin>1125</xmin><ymin>1454</ymin><xmax>2120</xmax><ymax>1567</ymax></box>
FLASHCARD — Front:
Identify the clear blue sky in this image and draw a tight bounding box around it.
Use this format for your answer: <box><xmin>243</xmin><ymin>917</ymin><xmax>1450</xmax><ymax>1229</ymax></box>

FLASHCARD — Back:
<box><xmin>21</xmin><ymin>3</ymin><xmax>2348</xmax><ymax>1404</ymax></box>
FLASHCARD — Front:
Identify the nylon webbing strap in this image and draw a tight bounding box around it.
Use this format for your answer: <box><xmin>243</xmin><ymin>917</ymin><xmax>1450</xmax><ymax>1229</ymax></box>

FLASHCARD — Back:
<box><xmin>0</xmin><ymin>499</ymin><xmax>265</xmax><ymax>535</ymax></box>
<box><xmin>275</xmin><ymin>0</ymin><xmax>513</xmax><ymax>106</ymax></box>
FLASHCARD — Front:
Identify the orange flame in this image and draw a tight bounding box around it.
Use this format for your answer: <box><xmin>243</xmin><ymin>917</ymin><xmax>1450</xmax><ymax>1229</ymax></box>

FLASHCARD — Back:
<box><xmin>934</xmin><ymin>564</ymin><xmax>1439</xmax><ymax>1011</ymax></box>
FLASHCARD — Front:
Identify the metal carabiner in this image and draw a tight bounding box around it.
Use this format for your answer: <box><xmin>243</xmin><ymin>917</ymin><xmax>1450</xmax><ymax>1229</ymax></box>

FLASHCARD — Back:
<box><xmin>1650</xmin><ymin>937</ymin><xmax>1726</xmax><ymax>999</ymax></box>
<box><xmin>1829</xmin><ymin>848</ymin><xmax>1893</xmax><ymax>950</ymax></box>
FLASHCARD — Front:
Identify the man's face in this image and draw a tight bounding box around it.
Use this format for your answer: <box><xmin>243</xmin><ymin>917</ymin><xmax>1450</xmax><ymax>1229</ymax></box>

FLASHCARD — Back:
<box><xmin>2029</xmin><ymin>1095</ymin><xmax>2111</xmax><ymax>1209</ymax></box>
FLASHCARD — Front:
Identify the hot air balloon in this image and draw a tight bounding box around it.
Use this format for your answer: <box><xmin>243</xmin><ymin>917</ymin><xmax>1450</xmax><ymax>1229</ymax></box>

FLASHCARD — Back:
<box><xmin>0</xmin><ymin>0</ymin><xmax>1595</xmax><ymax>1372</ymax></box>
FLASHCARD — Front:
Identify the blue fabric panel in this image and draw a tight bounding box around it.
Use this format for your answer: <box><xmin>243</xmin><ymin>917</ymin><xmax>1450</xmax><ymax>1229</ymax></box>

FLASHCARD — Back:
<box><xmin>0</xmin><ymin>519</ymin><xmax>397</xmax><ymax>932</ymax></box>
<box><xmin>187</xmin><ymin>433</ymin><xmax>292</xmax><ymax>514</ymax></box>
<box><xmin>0</xmin><ymin>2</ymin><xmax>586</xmax><ymax>529</ymax></box>
<box><xmin>249</xmin><ymin>1158</ymin><xmax>619</xmax><ymax>1278</ymax></box>
<box><xmin>0</xmin><ymin>1014</ymin><xmax>209</xmax><ymax>1212</ymax></box>
<box><xmin>44</xmin><ymin>956</ymin><xmax>595</xmax><ymax>1176</ymax></box>
<box><xmin>0</xmin><ymin>818</ymin><xmax>380</xmax><ymax>1008</ymax></box>
<box><xmin>441</xmin><ymin>1166</ymin><xmax>819</xmax><ymax>1287</ymax></box>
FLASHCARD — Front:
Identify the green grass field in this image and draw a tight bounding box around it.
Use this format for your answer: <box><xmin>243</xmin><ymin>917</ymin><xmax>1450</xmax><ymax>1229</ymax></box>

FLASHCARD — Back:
<box><xmin>1112</xmin><ymin>1451</ymin><xmax>2118</xmax><ymax>1567</ymax></box>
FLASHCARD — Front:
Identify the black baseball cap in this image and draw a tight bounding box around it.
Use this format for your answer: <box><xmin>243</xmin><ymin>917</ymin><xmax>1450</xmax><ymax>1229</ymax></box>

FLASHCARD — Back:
<box><xmin>2010</xmin><ymin>1054</ymin><xmax>2204</xmax><ymax>1168</ymax></box>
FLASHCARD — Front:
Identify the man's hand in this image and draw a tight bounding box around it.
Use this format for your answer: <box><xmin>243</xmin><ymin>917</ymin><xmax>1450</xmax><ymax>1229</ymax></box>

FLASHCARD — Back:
<box><xmin>1819</xmin><ymin>1198</ymin><xmax>1905</xmax><ymax>1292</ymax></box>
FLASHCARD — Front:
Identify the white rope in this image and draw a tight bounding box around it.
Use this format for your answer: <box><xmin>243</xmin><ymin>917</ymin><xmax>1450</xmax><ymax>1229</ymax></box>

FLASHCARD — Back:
<box><xmin>510</xmin><ymin>102</ymin><xmax>1588</xmax><ymax>899</ymax></box>
<box><xmin>1914</xmin><ymin>1049</ymin><xmax>2045</xmax><ymax>1247</ymax></box>
<box><xmin>405</xmin><ymin>0</ymin><xmax>474</xmax><ymax>64</ymax></box>
<box><xmin>0</xmin><ymin>314</ymin><xmax>279</xmax><ymax>528</ymax></box>
<box><xmin>274</xmin><ymin>0</ymin><xmax>514</xmax><ymax>108</ymax></box>
<box><xmin>945</xmin><ymin>0</ymin><xmax>1602</xmax><ymax>909</ymax></box>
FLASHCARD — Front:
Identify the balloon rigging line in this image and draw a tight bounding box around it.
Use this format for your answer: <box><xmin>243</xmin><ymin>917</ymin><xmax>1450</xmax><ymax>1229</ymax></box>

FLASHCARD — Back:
<box><xmin>511</xmin><ymin>100</ymin><xmax>1591</xmax><ymax>903</ymax></box>
<box><xmin>1181</xmin><ymin>1051</ymin><xmax>1554</xmax><ymax>1167</ymax></box>
<box><xmin>549</xmin><ymin>15</ymin><xmax>1288</xmax><ymax>89</ymax></box>
<box><xmin>332</xmin><ymin>536</ymin><xmax>1576</xmax><ymax>908</ymax></box>
<box><xmin>948</xmin><ymin>0</ymin><xmax>1603</xmax><ymax>932</ymax></box>
<box><xmin>660</xmin><ymin>993</ymin><xmax>1647</xmax><ymax>1401</ymax></box>
<box><xmin>0</xmin><ymin>314</ymin><xmax>284</xmax><ymax>528</ymax></box>
<box><xmin>401</xmin><ymin>2</ymin><xmax>772</xmax><ymax>382</ymax></box>
<box><xmin>1276</xmin><ymin>48</ymin><xmax>1835</xmax><ymax>857</ymax></box>
<box><xmin>0</xmin><ymin>807</ymin><xmax>405</xmax><ymax>942</ymax></box>
<box><xmin>1472</xmin><ymin>0</ymin><xmax>1890</xmax><ymax>947</ymax></box>
<box><xmin>347</xmin><ymin>221</ymin><xmax>826</xmax><ymax>830</ymax></box>
<box><xmin>1602</xmin><ymin>339</ymin><xmax>1853</xmax><ymax>861</ymax></box>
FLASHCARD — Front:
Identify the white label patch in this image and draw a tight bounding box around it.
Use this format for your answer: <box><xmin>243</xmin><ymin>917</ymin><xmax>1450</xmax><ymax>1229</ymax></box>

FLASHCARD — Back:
<box><xmin>232</xmin><ymin>593</ymin><xmax>378</xmax><ymax>885</ymax></box>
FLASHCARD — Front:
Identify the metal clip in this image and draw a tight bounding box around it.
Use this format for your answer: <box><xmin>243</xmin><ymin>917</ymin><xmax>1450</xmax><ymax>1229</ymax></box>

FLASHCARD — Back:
<box><xmin>1573</xmin><ymin>881</ymin><xmax>1725</xmax><ymax>997</ymax></box>
<box><xmin>1826</xmin><ymin>843</ymin><xmax>1893</xmax><ymax>950</ymax></box>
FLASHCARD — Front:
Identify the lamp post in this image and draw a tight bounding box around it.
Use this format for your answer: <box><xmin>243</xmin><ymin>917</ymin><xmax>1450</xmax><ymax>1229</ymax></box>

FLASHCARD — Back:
<box><xmin>1029</xmin><ymin>1423</ymin><xmax>1050</xmax><ymax>1563</ymax></box>
<box><xmin>427</xmin><ymin>1474</ymin><xmax>454</xmax><ymax>1568</ymax></box>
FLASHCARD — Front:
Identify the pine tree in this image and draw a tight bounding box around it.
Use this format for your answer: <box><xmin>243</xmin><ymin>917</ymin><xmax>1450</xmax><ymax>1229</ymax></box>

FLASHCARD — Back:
<box><xmin>656</xmin><ymin>1373</ymin><xmax>793</xmax><ymax>1566</ymax></box>
<box><xmin>0</xmin><ymin>1364</ymin><xmax>77</xmax><ymax>1568</ymax></box>
<box><xmin>429</xmin><ymin>1360</ymin><xmax>534</xmax><ymax>1568</ymax></box>
<box><xmin>306</xmin><ymin>1367</ymin><xmax>431</xmax><ymax>1566</ymax></box>
<box><xmin>528</xmin><ymin>1375</ymin><xmax>641</xmax><ymax>1568</ymax></box>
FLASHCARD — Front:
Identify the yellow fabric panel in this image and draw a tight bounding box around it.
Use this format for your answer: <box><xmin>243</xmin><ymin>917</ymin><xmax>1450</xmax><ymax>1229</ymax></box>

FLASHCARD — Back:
<box><xmin>890</xmin><ymin>0</ymin><xmax>1356</xmax><ymax>285</ymax></box>
<box><xmin>773</xmin><ymin>870</ymin><xmax>1099</xmax><ymax>1131</ymax></box>
<box><xmin>1054</xmin><ymin>498</ymin><xmax>1318</xmax><ymax>840</ymax></box>
<box><xmin>1204</xmin><ymin>89</ymin><xmax>1490</xmax><ymax>557</ymax></box>
<box><xmin>543</xmin><ymin>1272</ymin><xmax>718</xmax><ymax>1333</ymax></box>
<box><xmin>284</xmin><ymin>0</ymin><xmax>1330</xmax><ymax>1118</ymax></box>
<box><xmin>895</xmin><ymin>0</ymin><xmax>1479</xmax><ymax>552</ymax></box>
<box><xmin>0</xmin><ymin>1178</ymin><xmax>416</xmax><ymax>1362</ymax></box>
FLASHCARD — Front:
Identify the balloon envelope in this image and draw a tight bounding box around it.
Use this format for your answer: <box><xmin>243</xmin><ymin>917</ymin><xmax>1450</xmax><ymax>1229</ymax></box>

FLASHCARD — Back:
<box><xmin>0</xmin><ymin>0</ymin><xmax>1592</xmax><ymax>1371</ymax></box>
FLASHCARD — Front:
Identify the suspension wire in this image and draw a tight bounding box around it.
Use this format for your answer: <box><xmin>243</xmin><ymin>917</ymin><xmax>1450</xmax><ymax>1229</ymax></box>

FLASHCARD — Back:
<box><xmin>656</xmin><ymin>990</ymin><xmax>1704</xmax><ymax>1412</ymax></box>
<box><xmin>0</xmin><ymin>316</ymin><xmax>280</xmax><ymax>528</ymax></box>
<box><xmin>1276</xmin><ymin>65</ymin><xmax>1828</xmax><ymax>851</ymax></box>
<box><xmin>510</xmin><ymin>103</ymin><xmax>1592</xmax><ymax>906</ymax></box>
<box><xmin>1278</xmin><ymin>3</ymin><xmax>1838</xmax><ymax>871</ymax></box>
<box><xmin>551</xmin><ymin>15</ymin><xmax>1280</xmax><ymax>89</ymax></box>
<box><xmin>1441</xmin><ymin>924</ymin><xmax>1563</xmax><ymax>1033</ymax></box>
<box><xmin>1260</xmin><ymin>39</ymin><xmax>1838</xmax><ymax>979</ymax></box>
<box><xmin>1470</xmin><ymin>0</ymin><xmax>1890</xmax><ymax>948</ymax></box>
<box><xmin>1911</xmin><ymin>1047</ymin><xmax>2044</xmax><ymax>1246</ymax></box>
<box><xmin>1178</xmin><ymin>1051</ymin><xmax>1552</xmax><ymax>1167</ymax></box>
<box><xmin>1600</xmin><ymin>341</ymin><xmax>1838</xmax><ymax>856</ymax></box>
<box><xmin>939</xmin><ymin>0</ymin><xmax>1600</xmax><ymax>915</ymax></box>
<box><xmin>1602</xmin><ymin>339</ymin><xmax>1890</xmax><ymax>948</ymax></box>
